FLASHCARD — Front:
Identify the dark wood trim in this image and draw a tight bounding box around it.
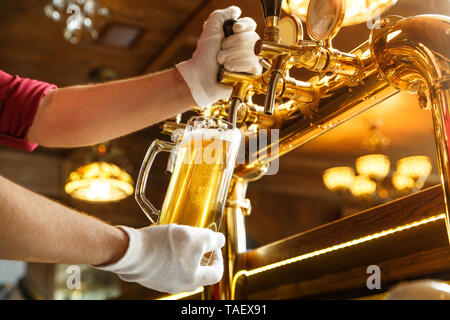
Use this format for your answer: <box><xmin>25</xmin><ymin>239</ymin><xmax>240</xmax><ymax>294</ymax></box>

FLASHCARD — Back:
<box><xmin>247</xmin><ymin>246</ymin><xmax>450</xmax><ymax>300</ymax></box>
<box><xmin>240</xmin><ymin>185</ymin><xmax>447</xmax><ymax>271</ymax></box>
<box><xmin>141</xmin><ymin>0</ymin><xmax>213</xmax><ymax>73</ymax></box>
<box><xmin>235</xmin><ymin>185</ymin><xmax>450</xmax><ymax>299</ymax></box>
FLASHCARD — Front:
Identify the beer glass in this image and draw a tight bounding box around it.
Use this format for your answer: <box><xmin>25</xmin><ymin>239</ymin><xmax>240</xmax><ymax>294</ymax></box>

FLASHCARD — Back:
<box><xmin>135</xmin><ymin>116</ymin><xmax>242</xmax><ymax>234</ymax></box>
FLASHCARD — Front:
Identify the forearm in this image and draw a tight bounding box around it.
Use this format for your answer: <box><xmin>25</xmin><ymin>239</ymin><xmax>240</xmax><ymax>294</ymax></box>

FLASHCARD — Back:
<box><xmin>0</xmin><ymin>175</ymin><xmax>128</xmax><ymax>266</ymax></box>
<box><xmin>28</xmin><ymin>68</ymin><xmax>195</xmax><ymax>148</ymax></box>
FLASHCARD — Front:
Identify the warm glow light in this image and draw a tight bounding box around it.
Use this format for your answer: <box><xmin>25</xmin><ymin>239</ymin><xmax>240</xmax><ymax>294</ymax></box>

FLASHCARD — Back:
<box><xmin>350</xmin><ymin>175</ymin><xmax>377</xmax><ymax>198</ymax></box>
<box><xmin>356</xmin><ymin>154</ymin><xmax>390</xmax><ymax>181</ymax></box>
<box><xmin>65</xmin><ymin>162</ymin><xmax>134</xmax><ymax>203</ymax></box>
<box><xmin>282</xmin><ymin>0</ymin><xmax>397</xmax><ymax>27</ymax></box>
<box><xmin>86</xmin><ymin>181</ymin><xmax>111</xmax><ymax>201</ymax></box>
<box><xmin>322</xmin><ymin>166</ymin><xmax>355</xmax><ymax>192</ymax></box>
<box><xmin>231</xmin><ymin>214</ymin><xmax>446</xmax><ymax>299</ymax></box>
<box><xmin>392</xmin><ymin>171</ymin><xmax>415</xmax><ymax>191</ymax></box>
<box><xmin>397</xmin><ymin>156</ymin><xmax>432</xmax><ymax>180</ymax></box>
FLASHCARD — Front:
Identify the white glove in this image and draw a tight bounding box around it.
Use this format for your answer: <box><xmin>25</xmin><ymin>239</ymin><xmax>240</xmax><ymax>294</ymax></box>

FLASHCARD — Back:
<box><xmin>94</xmin><ymin>224</ymin><xmax>226</xmax><ymax>294</ymax></box>
<box><xmin>176</xmin><ymin>6</ymin><xmax>262</xmax><ymax>108</ymax></box>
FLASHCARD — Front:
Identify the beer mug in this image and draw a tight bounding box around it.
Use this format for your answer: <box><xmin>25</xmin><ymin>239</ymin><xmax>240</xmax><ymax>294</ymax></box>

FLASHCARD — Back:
<box><xmin>135</xmin><ymin>116</ymin><xmax>242</xmax><ymax>233</ymax></box>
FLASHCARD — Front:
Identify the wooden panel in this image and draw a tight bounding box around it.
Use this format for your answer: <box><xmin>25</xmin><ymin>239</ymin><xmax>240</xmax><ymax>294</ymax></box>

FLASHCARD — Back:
<box><xmin>245</xmin><ymin>189</ymin><xmax>341</xmax><ymax>247</ymax></box>
<box><xmin>248</xmin><ymin>246</ymin><xmax>450</xmax><ymax>299</ymax></box>
<box><xmin>242</xmin><ymin>185</ymin><xmax>446</xmax><ymax>270</ymax></box>
<box><xmin>235</xmin><ymin>185</ymin><xmax>450</xmax><ymax>299</ymax></box>
<box><xmin>0</xmin><ymin>0</ymin><xmax>206</xmax><ymax>86</ymax></box>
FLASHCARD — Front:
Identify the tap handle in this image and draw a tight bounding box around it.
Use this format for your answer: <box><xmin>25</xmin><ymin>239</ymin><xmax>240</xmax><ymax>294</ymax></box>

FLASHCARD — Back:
<box><xmin>260</xmin><ymin>0</ymin><xmax>282</xmax><ymax>42</ymax></box>
<box><xmin>219</xmin><ymin>19</ymin><xmax>236</xmax><ymax>77</ymax></box>
<box><xmin>223</xmin><ymin>18</ymin><xmax>236</xmax><ymax>38</ymax></box>
<box><xmin>260</xmin><ymin>0</ymin><xmax>282</xmax><ymax>21</ymax></box>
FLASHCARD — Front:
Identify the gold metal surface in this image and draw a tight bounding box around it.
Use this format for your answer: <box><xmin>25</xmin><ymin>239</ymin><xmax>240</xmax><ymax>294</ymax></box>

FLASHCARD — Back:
<box><xmin>255</xmin><ymin>39</ymin><xmax>362</xmax><ymax>76</ymax></box>
<box><xmin>305</xmin><ymin>0</ymin><xmax>345</xmax><ymax>43</ymax></box>
<box><xmin>278</xmin><ymin>14</ymin><xmax>303</xmax><ymax>45</ymax></box>
<box><xmin>234</xmin><ymin>71</ymin><xmax>398</xmax><ymax>178</ymax></box>
<box><xmin>265</xmin><ymin>16</ymin><xmax>279</xmax><ymax>28</ymax></box>
<box><xmin>370</xmin><ymin>15</ymin><xmax>450</xmax><ymax>240</ymax></box>
<box><xmin>216</xmin><ymin>177</ymin><xmax>249</xmax><ymax>299</ymax></box>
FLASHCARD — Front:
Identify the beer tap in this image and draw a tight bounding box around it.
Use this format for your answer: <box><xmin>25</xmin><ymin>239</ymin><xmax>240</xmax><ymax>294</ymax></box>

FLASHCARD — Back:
<box><xmin>260</xmin><ymin>0</ymin><xmax>284</xmax><ymax>115</ymax></box>
<box><xmin>255</xmin><ymin>0</ymin><xmax>363</xmax><ymax>80</ymax></box>
<box><xmin>215</xmin><ymin>2</ymin><xmax>325</xmax><ymax>125</ymax></box>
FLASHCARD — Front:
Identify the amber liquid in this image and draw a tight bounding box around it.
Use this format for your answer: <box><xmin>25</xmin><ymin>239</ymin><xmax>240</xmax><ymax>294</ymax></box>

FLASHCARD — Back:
<box><xmin>158</xmin><ymin>137</ymin><xmax>231</xmax><ymax>232</ymax></box>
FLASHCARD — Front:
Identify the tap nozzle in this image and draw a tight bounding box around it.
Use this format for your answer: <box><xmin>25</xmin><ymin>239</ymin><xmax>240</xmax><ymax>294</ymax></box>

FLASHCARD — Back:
<box><xmin>263</xmin><ymin>53</ymin><xmax>291</xmax><ymax>115</ymax></box>
<box><xmin>264</xmin><ymin>71</ymin><xmax>282</xmax><ymax>115</ymax></box>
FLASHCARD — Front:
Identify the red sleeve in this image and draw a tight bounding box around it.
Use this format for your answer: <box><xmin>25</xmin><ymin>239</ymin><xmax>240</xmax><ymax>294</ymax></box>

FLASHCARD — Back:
<box><xmin>0</xmin><ymin>69</ymin><xmax>57</xmax><ymax>152</ymax></box>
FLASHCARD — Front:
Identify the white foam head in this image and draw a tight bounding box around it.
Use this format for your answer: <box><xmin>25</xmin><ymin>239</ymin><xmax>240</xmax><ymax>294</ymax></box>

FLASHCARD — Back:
<box><xmin>181</xmin><ymin>127</ymin><xmax>241</xmax><ymax>145</ymax></box>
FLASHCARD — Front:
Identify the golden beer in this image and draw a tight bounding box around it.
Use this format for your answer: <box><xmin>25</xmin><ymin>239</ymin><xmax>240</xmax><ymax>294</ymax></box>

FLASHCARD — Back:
<box><xmin>158</xmin><ymin>130</ymin><xmax>237</xmax><ymax>232</ymax></box>
<box><xmin>135</xmin><ymin>116</ymin><xmax>241</xmax><ymax>235</ymax></box>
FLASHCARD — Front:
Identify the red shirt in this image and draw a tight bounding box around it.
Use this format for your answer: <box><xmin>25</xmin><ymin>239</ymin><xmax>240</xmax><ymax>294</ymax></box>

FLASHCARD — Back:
<box><xmin>0</xmin><ymin>69</ymin><xmax>57</xmax><ymax>151</ymax></box>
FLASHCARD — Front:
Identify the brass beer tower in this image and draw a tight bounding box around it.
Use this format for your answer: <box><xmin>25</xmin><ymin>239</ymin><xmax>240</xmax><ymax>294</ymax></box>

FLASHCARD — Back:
<box><xmin>161</xmin><ymin>0</ymin><xmax>450</xmax><ymax>299</ymax></box>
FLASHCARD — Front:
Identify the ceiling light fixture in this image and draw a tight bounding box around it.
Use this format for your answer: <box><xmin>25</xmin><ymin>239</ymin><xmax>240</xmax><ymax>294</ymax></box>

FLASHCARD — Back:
<box><xmin>65</xmin><ymin>161</ymin><xmax>134</xmax><ymax>203</ymax></box>
<box><xmin>44</xmin><ymin>0</ymin><xmax>109</xmax><ymax>44</ymax></box>
<box><xmin>322</xmin><ymin>122</ymin><xmax>432</xmax><ymax>202</ymax></box>
<box><xmin>64</xmin><ymin>144</ymin><xmax>134</xmax><ymax>203</ymax></box>
<box><xmin>322</xmin><ymin>166</ymin><xmax>355</xmax><ymax>192</ymax></box>
<box><xmin>355</xmin><ymin>154</ymin><xmax>390</xmax><ymax>181</ymax></box>
<box><xmin>349</xmin><ymin>174</ymin><xmax>377</xmax><ymax>198</ymax></box>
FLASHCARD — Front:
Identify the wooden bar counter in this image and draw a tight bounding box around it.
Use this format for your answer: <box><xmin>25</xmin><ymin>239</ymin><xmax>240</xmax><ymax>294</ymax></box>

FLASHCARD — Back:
<box><xmin>233</xmin><ymin>185</ymin><xmax>450</xmax><ymax>299</ymax></box>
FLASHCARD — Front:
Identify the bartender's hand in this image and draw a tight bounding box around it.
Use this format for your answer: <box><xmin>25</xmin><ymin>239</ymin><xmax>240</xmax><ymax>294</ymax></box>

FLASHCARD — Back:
<box><xmin>93</xmin><ymin>224</ymin><xmax>225</xmax><ymax>294</ymax></box>
<box><xmin>176</xmin><ymin>6</ymin><xmax>262</xmax><ymax>108</ymax></box>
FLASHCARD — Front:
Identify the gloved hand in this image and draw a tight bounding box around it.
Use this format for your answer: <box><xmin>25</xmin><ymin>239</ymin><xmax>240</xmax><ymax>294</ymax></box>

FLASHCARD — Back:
<box><xmin>93</xmin><ymin>224</ymin><xmax>226</xmax><ymax>294</ymax></box>
<box><xmin>176</xmin><ymin>6</ymin><xmax>262</xmax><ymax>108</ymax></box>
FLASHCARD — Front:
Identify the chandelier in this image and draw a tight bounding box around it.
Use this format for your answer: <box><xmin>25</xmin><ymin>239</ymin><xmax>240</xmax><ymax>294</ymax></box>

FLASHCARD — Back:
<box><xmin>64</xmin><ymin>143</ymin><xmax>134</xmax><ymax>203</ymax></box>
<box><xmin>322</xmin><ymin>124</ymin><xmax>432</xmax><ymax>202</ymax></box>
<box><xmin>44</xmin><ymin>0</ymin><xmax>109</xmax><ymax>44</ymax></box>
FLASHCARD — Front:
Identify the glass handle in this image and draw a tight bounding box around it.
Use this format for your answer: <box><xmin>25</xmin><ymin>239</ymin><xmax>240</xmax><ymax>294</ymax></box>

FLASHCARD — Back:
<box><xmin>135</xmin><ymin>139</ymin><xmax>176</xmax><ymax>224</ymax></box>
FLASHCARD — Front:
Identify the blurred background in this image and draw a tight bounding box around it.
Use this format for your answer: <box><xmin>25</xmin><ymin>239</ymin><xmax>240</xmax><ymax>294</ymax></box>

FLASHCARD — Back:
<box><xmin>0</xmin><ymin>0</ymin><xmax>449</xmax><ymax>299</ymax></box>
